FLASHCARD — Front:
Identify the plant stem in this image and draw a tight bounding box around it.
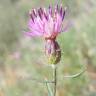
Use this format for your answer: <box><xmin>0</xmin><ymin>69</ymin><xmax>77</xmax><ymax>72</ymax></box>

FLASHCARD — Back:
<box><xmin>45</xmin><ymin>81</ymin><xmax>53</xmax><ymax>96</ymax></box>
<box><xmin>52</xmin><ymin>65</ymin><xmax>57</xmax><ymax>96</ymax></box>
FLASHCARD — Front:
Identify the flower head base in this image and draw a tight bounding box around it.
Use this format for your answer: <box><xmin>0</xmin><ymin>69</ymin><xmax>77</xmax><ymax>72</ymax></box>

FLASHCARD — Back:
<box><xmin>45</xmin><ymin>39</ymin><xmax>61</xmax><ymax>64</ymax></box>
<box><xmin>26</xmin><ymin>4</ymin><xmax>66</xmax><ymax>39</ymax></box>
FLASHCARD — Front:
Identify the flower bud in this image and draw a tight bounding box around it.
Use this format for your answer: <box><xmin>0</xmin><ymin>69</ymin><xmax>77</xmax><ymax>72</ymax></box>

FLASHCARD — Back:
<box><xmin>45</xmin><ymin>39</ymin><xmax>61</xmax><ymax>64</ymax></box>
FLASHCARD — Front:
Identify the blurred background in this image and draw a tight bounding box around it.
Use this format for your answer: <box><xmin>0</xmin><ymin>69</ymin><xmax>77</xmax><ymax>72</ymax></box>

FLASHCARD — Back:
<box><xmin>0</xmin><ymin>0</ymin><xmax>96</xmax><ymax>96</ymax></box>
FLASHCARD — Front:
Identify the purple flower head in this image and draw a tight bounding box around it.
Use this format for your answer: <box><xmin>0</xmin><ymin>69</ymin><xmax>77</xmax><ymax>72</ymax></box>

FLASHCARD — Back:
<box><xmin>26</xmin><ymin>4</ymin><xmax>66</xmax><ymax>40</ymax></box>
<box><xmin>25</xmin><ymin>4</ymin><xmax>68</xmax><ymax>64</ymax></box>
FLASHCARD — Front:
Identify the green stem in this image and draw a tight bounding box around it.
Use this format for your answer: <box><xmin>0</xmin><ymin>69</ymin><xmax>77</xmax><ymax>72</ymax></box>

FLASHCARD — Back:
<box><xmin>45</xmin><ymin>82</ymin><xmax>53</xmax><ymax>96</ymax></box>
<box><xmin>52</xmin><ymin>65</ymin><xmax>57</xmax><ymax>96</ymax></box>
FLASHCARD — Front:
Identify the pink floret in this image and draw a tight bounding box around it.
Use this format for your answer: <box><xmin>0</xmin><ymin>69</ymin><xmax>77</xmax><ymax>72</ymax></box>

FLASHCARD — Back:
<box><xmin>26</xmin><ymin>4</ymin><xmax>66</xmax><ymax>40</ymax></box>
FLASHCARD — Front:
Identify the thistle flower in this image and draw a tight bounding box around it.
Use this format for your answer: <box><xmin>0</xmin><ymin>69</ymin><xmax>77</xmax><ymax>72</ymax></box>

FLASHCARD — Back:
<box><xmin>26</xmin><ymin>5</ymin><xmax>66</xmax><ymax>64</ymax></box>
